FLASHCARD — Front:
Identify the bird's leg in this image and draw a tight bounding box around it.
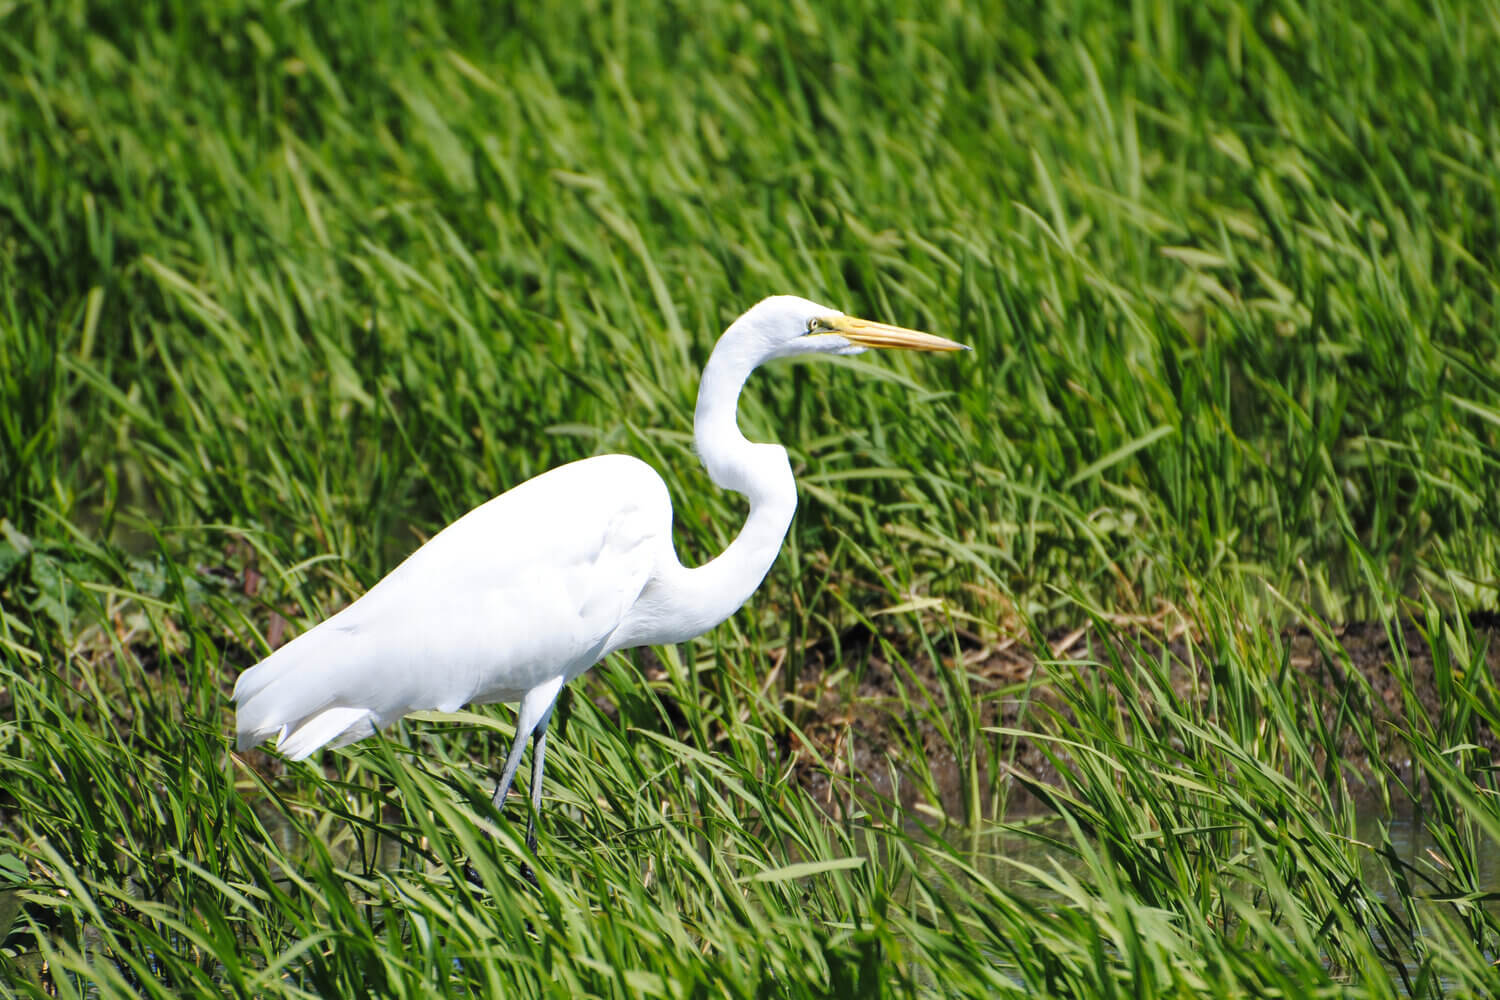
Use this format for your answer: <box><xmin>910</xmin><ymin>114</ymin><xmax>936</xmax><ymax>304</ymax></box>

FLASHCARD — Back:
<box><xmin>488</xmin><ymin>724</ymin><xmax>530</xmax><ymax>814</ymax></box>
<box><xmin>465</xmin><ymin>727</ymin><xmax>531</xmax><ymax>888</ymax></box>
<box><xmin>524</xmin><ymin>702</ymin><xmax>557</xmax><ymax>856</ymax></box>
<box><xmin>467</xmin><ymin>679</ymin><xmax>563</xmax><ymax>889</ymax></box>
<box><xmin>487</xmin><ymin>677</ymin><xmax>563</xmax><ymax>817</ymax></box>
<box><xmin>514</xmin><ymin>704</ymin><xmax>556</xmax><ymax>890</ymax></box>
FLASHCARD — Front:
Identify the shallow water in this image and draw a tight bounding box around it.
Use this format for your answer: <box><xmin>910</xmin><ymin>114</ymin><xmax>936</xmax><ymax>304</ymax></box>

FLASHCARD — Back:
<box><xmin>918</xmin><ymin>797</ymin><xmax>1500</xmax><ymax>994</ymax></box>
<box><xmin>957</xmin><ymin>800</ymin><xmax>1500</xmax><ymax>905</ymax></box>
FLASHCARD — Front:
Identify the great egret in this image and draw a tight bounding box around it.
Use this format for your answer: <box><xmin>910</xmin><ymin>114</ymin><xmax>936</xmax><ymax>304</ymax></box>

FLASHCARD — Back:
<box><xmin>233</xmin><ymin>295</ymin><xmax>966</xmax><ymax>855</ymax></box>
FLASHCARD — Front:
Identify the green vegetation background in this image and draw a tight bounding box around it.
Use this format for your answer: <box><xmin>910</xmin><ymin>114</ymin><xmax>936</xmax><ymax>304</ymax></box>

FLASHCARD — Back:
<box><xmin>2</xmin><ymin>0</ymin><xmax>1498</xmax><ymax>996</ymax></box>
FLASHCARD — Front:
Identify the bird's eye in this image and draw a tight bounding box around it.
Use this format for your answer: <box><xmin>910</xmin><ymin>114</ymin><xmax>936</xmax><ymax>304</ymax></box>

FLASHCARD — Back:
<box><xmin>806</xmin><ymin>318</ymin><xmax>826</xmax><ymax>335</ymax></box>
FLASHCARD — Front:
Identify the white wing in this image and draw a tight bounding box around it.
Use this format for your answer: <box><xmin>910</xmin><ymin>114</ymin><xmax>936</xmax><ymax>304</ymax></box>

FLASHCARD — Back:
<box><xmin>233</xmin><ymin>454</ymin><xmax>673</xmax><ymax>758</ymax></box>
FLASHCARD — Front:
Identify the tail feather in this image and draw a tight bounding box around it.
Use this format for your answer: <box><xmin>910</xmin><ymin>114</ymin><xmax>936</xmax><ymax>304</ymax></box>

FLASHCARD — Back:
<box><xmin>276</xmin><ymin>706</ymin><xmax>379</xmax><ymax>760</ymax></box>
<box><xmin>234</xmin><ymin>621</ymin><xmax>371</xmax><ymax>757</ymax></box>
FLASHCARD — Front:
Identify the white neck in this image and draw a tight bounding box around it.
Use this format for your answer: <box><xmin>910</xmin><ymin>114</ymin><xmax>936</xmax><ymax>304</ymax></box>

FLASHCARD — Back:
<box><xmin>616</xmin><ymin>328</ymin><xmax>798</xmax><ymax>647</ymax></box>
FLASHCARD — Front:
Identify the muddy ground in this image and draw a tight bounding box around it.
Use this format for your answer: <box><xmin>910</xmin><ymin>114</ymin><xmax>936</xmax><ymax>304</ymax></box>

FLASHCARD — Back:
<box><xmin>694</xmin><ymin>613</ymin><xmax>1500</xmax><ymax>820</ymax></box>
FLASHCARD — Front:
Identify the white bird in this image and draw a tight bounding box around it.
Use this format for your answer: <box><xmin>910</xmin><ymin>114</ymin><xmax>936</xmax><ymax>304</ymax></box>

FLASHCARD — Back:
<box><xmin>233</xmin><ymin>295</ymin><xmax>966</xmax><ymax>855</ymax></box>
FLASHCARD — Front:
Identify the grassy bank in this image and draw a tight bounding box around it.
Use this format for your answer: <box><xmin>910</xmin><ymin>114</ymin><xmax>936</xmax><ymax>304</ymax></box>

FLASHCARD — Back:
<box><xmin>3</xmin><ymin>0</ymin><xmax>1499</xmax><ymax>995</ymax></box>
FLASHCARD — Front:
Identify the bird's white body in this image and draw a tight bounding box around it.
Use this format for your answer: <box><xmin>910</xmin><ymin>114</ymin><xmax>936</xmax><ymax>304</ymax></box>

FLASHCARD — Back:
<box><xmin>236</xmin><ymin>455</ymin><xmax>676</xmax><ymax>757</ymax></box>
<box><xmin>233</xmin><ymin>295</ymin><xmax>964</xmax><ymax>846</ymax></box>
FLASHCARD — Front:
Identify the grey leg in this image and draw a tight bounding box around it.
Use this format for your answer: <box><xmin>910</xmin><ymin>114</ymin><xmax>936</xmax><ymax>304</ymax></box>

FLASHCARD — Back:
<box><xmin>469</xmin><ymin>727</ymin><xmax>535</xmax><ymax>889</ymax></box>
<box><xmin>469</xmin><ymin>679</ymin><xmax>562</xmax><ymax>889</ymax></box>
<box><xmin>489</xmin><ymin>724</ymin><xmax>530</xmax><ymax>813</ymax></box>
<box><xmin>524</xmin><ymin>700</ymin><xmax>557</xmax><ymax>855</ymax></box>
<box><xmin>483</xmin><ymin>677</ymin><xmax>563</xmax><ymax>829</ymax></box>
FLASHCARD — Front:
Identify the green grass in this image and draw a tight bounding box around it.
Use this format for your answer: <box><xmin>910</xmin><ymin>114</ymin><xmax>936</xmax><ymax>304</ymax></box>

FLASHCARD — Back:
<box><xmin>3</xmin><ymin>0</ymin><xmax>1500</xmax><ymax>995</ymax></box>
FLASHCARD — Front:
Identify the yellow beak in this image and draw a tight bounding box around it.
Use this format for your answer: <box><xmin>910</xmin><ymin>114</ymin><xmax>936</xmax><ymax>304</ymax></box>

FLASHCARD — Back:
<box><xmin>832</xmin><ymin>317</ymin><xmax>969</xmax><ymax>352</ymax></box>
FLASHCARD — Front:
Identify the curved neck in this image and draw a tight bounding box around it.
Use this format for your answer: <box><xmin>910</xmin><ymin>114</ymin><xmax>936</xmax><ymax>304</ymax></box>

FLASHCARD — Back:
<box><xmin>622</xmin><ymin>333</ymin><xmax>798</xmax><ymax>647</ymax></box>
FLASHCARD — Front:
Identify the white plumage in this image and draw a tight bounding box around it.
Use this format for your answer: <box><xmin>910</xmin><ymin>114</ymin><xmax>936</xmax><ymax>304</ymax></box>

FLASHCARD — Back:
<box><xmin>233</xmin><ymin>295</ymin><xmax>966</xmax><ymax>853</ymax></box>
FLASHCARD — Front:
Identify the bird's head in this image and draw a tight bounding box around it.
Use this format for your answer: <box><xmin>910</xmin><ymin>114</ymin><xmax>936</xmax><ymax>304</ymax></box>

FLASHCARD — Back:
<box><xmin>735</xmin><ymin>295</ymin><xmax>969</xmax><ymax>359</ymax></box>
<box><xmin>695</xmin><ymin>294</ymin><xmax>970</xmax><ymax>495</ymax></box>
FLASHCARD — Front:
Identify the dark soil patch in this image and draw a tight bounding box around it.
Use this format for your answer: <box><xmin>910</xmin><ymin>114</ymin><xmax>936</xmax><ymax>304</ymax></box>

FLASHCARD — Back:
<box><xmin>771</xmin><ymin>614</ymin><xmax>1500</xmax><ymax>820</ymax></box>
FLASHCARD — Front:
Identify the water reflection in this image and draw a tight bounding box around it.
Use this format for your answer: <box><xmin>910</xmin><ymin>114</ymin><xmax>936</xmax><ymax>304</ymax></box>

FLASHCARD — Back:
<box><xmin>909</xmin><ymin>796</ymin><xmax>1500</xmax><ymax>996</ymax></box>
<box><xmin>934</xmin><ymin>800</ymin><xmax>1500</xmax><ymax>908</ymax></box>
<box><xmin>250</xmin><ymin>795</ymin><xmax>412</xmax><ymax>875</ymax></box>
